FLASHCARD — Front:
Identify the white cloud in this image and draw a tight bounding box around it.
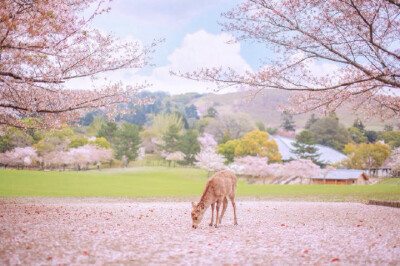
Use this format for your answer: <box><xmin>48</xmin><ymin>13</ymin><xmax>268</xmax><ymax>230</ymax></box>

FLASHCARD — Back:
<box><xmin>168</xmin><ymin>30</ymin><xmax>250</xmax><ymax>72</ymax></box>
<box><xmin>65</xmin><ymin>30</ymin><xmax>252</xmax><ymax>95</ymax></box>
<box><xmin>142</xmin><ymin>30</ymin><xmax>251</xmax><ymax>94</ymax></box>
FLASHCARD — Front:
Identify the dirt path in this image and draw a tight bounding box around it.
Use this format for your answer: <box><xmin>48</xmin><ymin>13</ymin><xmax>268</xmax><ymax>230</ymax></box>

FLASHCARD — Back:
<box><xmin>0</xmin><ymin>199</ymin><xmax>399</xmax><ymax>265</ymax></box>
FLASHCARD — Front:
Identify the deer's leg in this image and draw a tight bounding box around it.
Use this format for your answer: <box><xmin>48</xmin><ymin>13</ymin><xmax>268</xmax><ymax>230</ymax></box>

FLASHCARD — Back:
<box><xmin>215</xmin><ymin>200</ymin><xmax>221</xmax><ymax>228</ymax></box>
<box><xmin>219</xmin><ymin>197</ymin><xmax>228</xmax><ymax>224</ymax></box>
<box><xmin>209</xmin><ymin>202</ymin><xmax>215</xmax><ymax>226</ymax></box>
<box><xmin>229</xmin><ymin>195</ymin><xmax>238</xmax><ymax>226</ymax></box>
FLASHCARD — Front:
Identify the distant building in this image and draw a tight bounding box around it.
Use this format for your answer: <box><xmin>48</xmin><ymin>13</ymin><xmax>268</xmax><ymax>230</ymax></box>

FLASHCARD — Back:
<box><xmin>311</xmin><ymin>169</ymin><xmax>369</xmax><ymax>185</ymax></box>
<box><xmin>270</xmin><ymin>135</ymin><xmax>347</xmax><ymax>164</ymax></box>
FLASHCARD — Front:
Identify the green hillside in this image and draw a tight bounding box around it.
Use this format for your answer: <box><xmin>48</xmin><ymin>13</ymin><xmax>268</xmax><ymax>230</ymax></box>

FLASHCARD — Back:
<box><xmin>189</xmin><ymin>90</ymin><xmax>391</xmax><ymax>130</ymax></box>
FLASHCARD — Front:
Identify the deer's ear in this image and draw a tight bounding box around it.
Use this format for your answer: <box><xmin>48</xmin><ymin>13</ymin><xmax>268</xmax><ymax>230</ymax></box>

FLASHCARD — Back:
<box><xmin>191</xmin><ymin>202</ymin><xmax>196</xmax><ymax>208</ymax></box>
<box><xmin>199</xmin><ymin>202</ymin><xmax>205</xmax><ymax>210</ymax></box>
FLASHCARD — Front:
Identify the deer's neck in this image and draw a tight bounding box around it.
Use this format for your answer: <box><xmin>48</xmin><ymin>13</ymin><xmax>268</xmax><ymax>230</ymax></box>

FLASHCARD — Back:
<box><xmin>198</xmin><ymin>186</ymin><xmax>214</xmax><ymax>213</ymax></box>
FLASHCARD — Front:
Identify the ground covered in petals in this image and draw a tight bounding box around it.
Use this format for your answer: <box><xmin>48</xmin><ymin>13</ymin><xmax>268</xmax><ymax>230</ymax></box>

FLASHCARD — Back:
<box><xmin>1</xmin><ymin>198</ymin><xmax>399</xmax><ymax>265</ymax></box>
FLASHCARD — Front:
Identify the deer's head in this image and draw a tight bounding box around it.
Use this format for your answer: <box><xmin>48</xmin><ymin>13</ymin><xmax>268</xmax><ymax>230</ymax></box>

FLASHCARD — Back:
<box><xmin>191</xmin><ymin>201</ymin><xmax>205</xmax><ymax>229</ymax></box>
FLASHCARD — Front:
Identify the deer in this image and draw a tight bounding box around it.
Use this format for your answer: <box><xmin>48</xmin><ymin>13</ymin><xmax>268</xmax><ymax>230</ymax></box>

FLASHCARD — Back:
<box><xmin>191</xmin><ymin>169</ymin><xmax>238</xmax><ymax>229</ymax></box>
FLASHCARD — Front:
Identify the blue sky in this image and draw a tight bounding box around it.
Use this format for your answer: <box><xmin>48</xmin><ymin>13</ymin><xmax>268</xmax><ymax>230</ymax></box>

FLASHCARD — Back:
<box><xmin>67</xmin><ymin>0</ymin><xmax>271</xmax><ymax>95</ymax></box>
<box><xmin>65</xmin><ymin>0</ymin><xmax>342</xmax><ymax>96</ymax></box>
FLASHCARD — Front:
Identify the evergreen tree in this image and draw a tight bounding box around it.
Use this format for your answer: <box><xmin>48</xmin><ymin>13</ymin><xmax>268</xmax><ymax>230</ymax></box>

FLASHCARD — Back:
<box><xmin>184</xmin><ymin>104</ymin><xmax>199</xmax><ymax>120</ymax></box>
<box><xmin>179</xmin><ymin>130</ymin><xmax>201</xmax><ymax>165</ymax></box>
<box><xmin>365</xmin><ymin>130</ymin><xmax>378</xmax><ymax>143</ymax></box>
<box><xmin>309</xmin><ymin>113</ymin><xmax>352</xmax><ymax>151</ymax></box>
<box><xmin>353</xmin><ymin>118</ymin><xmax>365</xmax><ymax>132</ymax></box>
<box><xmin>161</xmin><ymin>124</ymin><xmax>181</xmax><ymax>153</ymax></box>
<box><xmin>114</xmin><ymin>123</ymin><xmax>141</xmax><ymax>165</ymax></box>
<box><xmin>348</xmin><ymin>127</ymin><xmax>367</xmax><ymax>143</ymax></box>
<box><xmin>206</xmin><ymin>107</ymin><xmax>217</xmax><ymax>118</ymax></box>
<box><xmin>97</xmin><ymin>122</ymin><xmax>118</xmax><ymax>143</ymax></box>
<box><xmin>290</xmin><ymin>130</ymin><xmax>322</xmax><ymax>165</ymax></box>
<box><xmin>281</xmin><ymin>111</ymin><xmax>296</xmax><ymax>131</ymax></box>
<box><xmin>305</xmin><ymin>114</ymin><xmax>318</xmax><ymax>129</ymax></box>
<box><xmin>0</xmin><ymin>134</ymin><xmax>14</xmax><ymax>153</ymax></box>
<box><xmin>173</xmin><ymin>111</ymin><xmax>189</xmax><ymax>130</ymax></box>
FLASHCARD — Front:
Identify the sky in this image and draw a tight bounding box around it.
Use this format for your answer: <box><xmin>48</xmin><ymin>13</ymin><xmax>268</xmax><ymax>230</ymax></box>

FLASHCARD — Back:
<box><xmin>67</xmin><ymin>0</ymin><xmax>269</xmax><ymax>95</ymax></box>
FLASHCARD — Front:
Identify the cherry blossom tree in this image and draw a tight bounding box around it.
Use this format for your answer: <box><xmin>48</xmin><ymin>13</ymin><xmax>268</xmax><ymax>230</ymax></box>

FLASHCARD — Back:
<box><xmin>38</xmin><ymin>150</ymin><xmax>71</xmax><ymax>170</ymax></box>
<box><xmin>0</xmin><ymin>147</ymin><xmax>38</xmax><ymax>168</ymax></box>
<box><xmin>198</xmin><ymin>133</ymin><xmax>218</xmax><ymax>150</ymax></box>
<box><xmin>39</xmin><ymin>144</ymin><xmax>112</xmax><ymax>170</ymax></box>
<box><xmin>383</xmin><ymin>147</ymin><xmax>400</xmax><ymax>175</ymax></box>
<box><xmin>282</xmin><ymin>159</ymin><xmax>321</xmax><ymax>184</ymax></box>
<box><xmin>1</xmin><ymin>0</ymin><xmax>157</xmax><ymax>130</ymax></box>
<box><xmin>179</xmin><ymin>0</ymin><xmax>400</xmax><ymax>118</ymax></box>
<box><xmin>166</xmin><ymin>151</ymin><xmax>185</xmax><ymax>167</ymax></box>
<box><xmin>195</xmin><ymin>149</ymin><xmax>226</xmax><ymax>174</ymax></box>
<box><xmin>67</xmin><ymin>144</ymin><xmax>113</xmax><ymax>170</ymax></box>
<box><xmin>195</xmin><ymin>133</ymin><xmax>226</xmax><ymax>174</ymax></box>
<box><xmin>267</xmin><ymin>163</ymin><xmax>284</xmax><ymax>179</ymax></box>
<box><xmin>229</xmin><ymin>156</ymin><xmax>273</xmax><ymax>183</ymax></box>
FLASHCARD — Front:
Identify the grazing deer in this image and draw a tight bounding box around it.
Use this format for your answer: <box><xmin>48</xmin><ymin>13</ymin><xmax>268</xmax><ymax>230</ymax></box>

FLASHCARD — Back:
<box><xmin>191</xmin><ymin>170</ymin><xmax>238</xmax><ymax>228</ymax></box>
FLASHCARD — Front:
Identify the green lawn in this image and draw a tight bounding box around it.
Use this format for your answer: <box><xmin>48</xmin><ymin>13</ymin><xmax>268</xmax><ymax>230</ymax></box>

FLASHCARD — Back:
<box><xmin>0</xmin><ymin>167</ymin><xmax>399</xmax><ymax>202</ymax></box>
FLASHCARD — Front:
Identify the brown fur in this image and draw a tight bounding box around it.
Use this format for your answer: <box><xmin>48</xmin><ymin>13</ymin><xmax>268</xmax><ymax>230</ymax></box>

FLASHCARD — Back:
<box><xmin>191</xmin><ymin>170</ymin><xmax>238</xmax><ymax>228</ymax></box>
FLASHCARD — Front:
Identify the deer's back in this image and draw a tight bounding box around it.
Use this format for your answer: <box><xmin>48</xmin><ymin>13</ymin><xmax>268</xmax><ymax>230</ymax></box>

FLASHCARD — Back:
<box><xmin>207</xmin><ymin>170</ymin><xmax>237</xmax><ymax>198</ymax></box>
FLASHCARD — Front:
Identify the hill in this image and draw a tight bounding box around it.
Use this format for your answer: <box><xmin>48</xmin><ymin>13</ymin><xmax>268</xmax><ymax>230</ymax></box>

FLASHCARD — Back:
<box><xmin>188</xmin><ymin>90</ymin><xmax>392</xmax><ymax>130</ymax></box>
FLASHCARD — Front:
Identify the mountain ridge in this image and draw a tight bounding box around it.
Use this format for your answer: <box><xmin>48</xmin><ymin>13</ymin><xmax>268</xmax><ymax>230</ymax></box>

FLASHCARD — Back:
<box><xmin>186</xmin><ymin>89</ymin><xmax>390</xmax><ymax>130</ymax></box>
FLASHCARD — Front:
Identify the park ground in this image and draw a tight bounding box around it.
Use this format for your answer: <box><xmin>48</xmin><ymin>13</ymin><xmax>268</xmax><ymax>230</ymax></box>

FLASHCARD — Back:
<box><xmin>0</xmin><ymin>199</ymin><xmax>399</xmax><ymax>265</ymax></box>
<box><xmin>0</xmin><ymin>167</ymin><xmax>399</xmax><ymax>264</ymax></box>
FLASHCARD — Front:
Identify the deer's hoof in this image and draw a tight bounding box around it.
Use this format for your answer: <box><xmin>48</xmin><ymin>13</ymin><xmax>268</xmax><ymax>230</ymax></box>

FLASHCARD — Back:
<box><xmin>209</xmin><ymin>223</ymin><xmax>213</xmax><ymax>227</ymax></box>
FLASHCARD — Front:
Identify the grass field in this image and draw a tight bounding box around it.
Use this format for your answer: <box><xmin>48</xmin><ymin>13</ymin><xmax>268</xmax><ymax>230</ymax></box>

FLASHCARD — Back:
<box><xmin>0</xmin><ymin>167</ymin><xmax>399</xmax><ymax>201</ymax></box>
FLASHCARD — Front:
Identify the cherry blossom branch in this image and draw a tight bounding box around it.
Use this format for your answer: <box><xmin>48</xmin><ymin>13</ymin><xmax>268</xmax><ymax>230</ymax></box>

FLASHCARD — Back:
<box><xmin>0</xmin><ymin>0</ymin><xmax>158</xmax><ymax>129</ymax></box>
<box><xmin>178</xmin><ymin>0</ymin><xmax>400</xmax><ymax>119</ymax></box>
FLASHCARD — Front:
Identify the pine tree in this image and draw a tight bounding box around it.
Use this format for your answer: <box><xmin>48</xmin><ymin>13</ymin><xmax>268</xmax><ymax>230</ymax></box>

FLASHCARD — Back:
<box><xmin>290</xmin><ymin>130</ymin><xmax>322</xmax><ymax>165</ymax></box>
<box><xmin>97</xmin><ymin>122</ymin><xmax>118</xmax><ymax>143</ymax></box>
<box><xmin>281</xmin><ymin>111</ymin><xmax>296</xmax><ymax>132</ymax></box>
<box><xmin>114</xmin><ymin>123</ymin><xmax>141</xmax><ymax>165</ymax></box>
<box><xmin>206</xmin><ymin>107</ymin><xmax>218</xmax><ymax>118</ymax></box>
<box><xmin>179</xmin><ymin>130</ymin><xmax>200</xmax><ymax>165</ymax></box>
<box><xmin>305</xmin><ymin>114</ymin><xmax>318</xmax><ymax>129</ymax></box>
<box><xmin>184</xmin><ymin>104</ymin><xmax>199</xmax><ymax>120</ymax></box>
<box><xmin>161</xmin><ymin>124</ymin><xmax>181</xmax><ymax>153</ymax></box>
<box><xmin>353</xmin><ymin>118</ymin><xmax>365</xmax><ymax>132</ymax></box>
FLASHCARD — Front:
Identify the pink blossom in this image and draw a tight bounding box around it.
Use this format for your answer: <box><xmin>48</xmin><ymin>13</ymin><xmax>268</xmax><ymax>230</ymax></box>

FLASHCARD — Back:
<box><xmin>166</xmin><ymin>151</ymin><xmax>185</xmax><ymax>162</ymax></box>
<box><xmin>195</xmin><ymin>149</ymin><xmax>226</xmax><ymax>172</ymax></box>
<box><xmin>0</xmin><ymin>147</ymin><xmax>38</xmax><ymax>166</ymax></box>
<box><xmin>198</xmin><ymin>133</ymin><xmax>218</xmax><ymax>150</ymax></box>
<box><xmin>229</xmin><ymin>156</ymin><xmax>270</xmax><ymax>177</ymax></box>
<box><xmin>0</xmin><ymin>1</ymin><xmax>158</xmax><ymax>130</ymax></box>
<box><xmin>282</xmin><ymin>159</ymin><xmax>321</xmax><ymax>179</ymax></box>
